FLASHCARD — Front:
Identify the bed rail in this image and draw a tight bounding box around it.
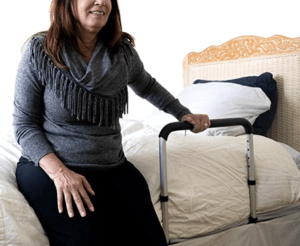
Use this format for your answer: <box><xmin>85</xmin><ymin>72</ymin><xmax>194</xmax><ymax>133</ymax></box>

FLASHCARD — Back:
<box><xmin>158</xmin><ymin>118</ymin><xmax>256</xmax><ymax>244</ymax></box>
<box><xmin>159</xmin><ymin>118</ymin><xmax>253</xmax><ymax>140</ymax></box>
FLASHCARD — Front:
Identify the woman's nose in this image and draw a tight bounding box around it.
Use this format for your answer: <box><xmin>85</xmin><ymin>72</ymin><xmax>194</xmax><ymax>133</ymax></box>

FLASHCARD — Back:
<box><xmin>94</xmin><ymin>0</ymin><xmax>106</xmax><ymax>6</ymax></box>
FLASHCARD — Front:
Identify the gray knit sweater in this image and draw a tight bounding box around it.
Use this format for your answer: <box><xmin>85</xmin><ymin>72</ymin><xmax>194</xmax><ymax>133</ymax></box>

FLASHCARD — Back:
<box><xmin>13</xmin><ymin>34</ymin><xmax>191</xmax><ymax>170</ymax></box>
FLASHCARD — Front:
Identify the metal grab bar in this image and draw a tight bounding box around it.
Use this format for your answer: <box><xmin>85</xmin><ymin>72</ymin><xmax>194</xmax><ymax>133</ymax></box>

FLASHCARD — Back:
<box><xmin>158</xmin><ymin>118</ymin><xmax>256</xmax><ymax>244</ymax></box>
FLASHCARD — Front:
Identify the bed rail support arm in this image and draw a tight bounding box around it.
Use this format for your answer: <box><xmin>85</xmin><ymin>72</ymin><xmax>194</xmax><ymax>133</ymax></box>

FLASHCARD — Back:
<box><xmin>159</xmin><ymin>118</ymin><xmax>257</xmax><ymax>243</ymax></box>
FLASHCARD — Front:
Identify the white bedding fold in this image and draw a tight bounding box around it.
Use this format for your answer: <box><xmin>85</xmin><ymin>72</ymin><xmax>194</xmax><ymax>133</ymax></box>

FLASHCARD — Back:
<box><xmin>0</xmin><ymin>133</ymin><xmax>50</xmax><ymax>246</ymax></box>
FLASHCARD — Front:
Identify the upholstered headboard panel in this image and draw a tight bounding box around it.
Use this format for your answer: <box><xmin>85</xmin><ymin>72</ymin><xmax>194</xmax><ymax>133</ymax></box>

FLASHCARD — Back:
<box><xmin>183</xmin><ymin>35</ymin><xmax>300</xmax><ymax>151</ymax></box>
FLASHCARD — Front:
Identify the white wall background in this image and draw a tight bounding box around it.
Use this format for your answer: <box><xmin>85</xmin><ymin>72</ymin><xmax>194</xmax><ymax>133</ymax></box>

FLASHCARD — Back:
<box><xmin>0</xmin><ymin>0</ymin><xmax>299</xmax><ymax>131</ymax></box>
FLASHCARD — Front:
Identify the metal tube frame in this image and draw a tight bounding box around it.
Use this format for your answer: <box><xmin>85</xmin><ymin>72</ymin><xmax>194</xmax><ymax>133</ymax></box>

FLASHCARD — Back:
<box><xmin>159</xmin><ymin>134</ymin><xmax>257</xmax><ymax>244</ymax></box>
<box><xmin>247</xmin><ymin>134</ymin><xmax>257</xmax><ymax>221</ymax></box>
<box><xmin>159</xmin><ymin>138</ymin><xmax>170</xmax><ymax>243</ymax></box>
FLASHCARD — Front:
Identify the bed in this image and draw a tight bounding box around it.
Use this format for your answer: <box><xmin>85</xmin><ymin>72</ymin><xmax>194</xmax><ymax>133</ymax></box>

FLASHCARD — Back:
<box><xmin>1</xmin><ymin>35</ymin><xmax>300</xmax><ymax>245</ymax></box>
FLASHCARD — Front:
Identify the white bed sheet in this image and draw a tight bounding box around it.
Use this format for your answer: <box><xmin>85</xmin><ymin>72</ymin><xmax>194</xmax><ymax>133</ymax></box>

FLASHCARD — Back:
<box><xmin>1</xmin><ymin>119</ymin><xmax>300</xmax><ymax>245</ymax></box>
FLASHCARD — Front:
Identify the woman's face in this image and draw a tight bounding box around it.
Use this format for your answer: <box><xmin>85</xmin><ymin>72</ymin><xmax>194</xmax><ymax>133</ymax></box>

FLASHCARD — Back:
<box><xmin>72</xmin><ymin>0</ymin><xmax>112</xmax><ymax>35</ymax></box>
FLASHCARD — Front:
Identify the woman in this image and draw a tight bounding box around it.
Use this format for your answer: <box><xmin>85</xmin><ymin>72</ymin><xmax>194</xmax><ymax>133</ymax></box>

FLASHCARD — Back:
<box><xmin>13</xmin><ymin>0</ymin><xmax>210</xmax><ymax>245</ymax></box>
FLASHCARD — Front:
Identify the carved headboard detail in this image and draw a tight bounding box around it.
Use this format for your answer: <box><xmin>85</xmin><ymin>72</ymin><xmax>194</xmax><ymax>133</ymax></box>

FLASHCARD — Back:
<box><xmin>187</xmin><ymin>35</ymin><xmax>300</xmax><ymax>65</ymax></box>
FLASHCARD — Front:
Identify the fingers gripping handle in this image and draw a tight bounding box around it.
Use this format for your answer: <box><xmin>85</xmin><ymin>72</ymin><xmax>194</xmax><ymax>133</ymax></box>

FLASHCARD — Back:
<box><xmin>158</xmin><ymin>118</ymin><xmax>254</xmax><ymax>140</ymax></box>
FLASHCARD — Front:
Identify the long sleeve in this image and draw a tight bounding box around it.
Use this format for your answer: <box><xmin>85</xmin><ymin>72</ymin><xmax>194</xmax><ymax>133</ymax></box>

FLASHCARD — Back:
<box><xmin>13</xmin><ymin>39</ymin><xmax>54</xmax><ymax>166</ymax></box>
<box><xmin>126</xmin><ymin>43</ymin><xmax>192</xmax><ymax>121</ymax></box>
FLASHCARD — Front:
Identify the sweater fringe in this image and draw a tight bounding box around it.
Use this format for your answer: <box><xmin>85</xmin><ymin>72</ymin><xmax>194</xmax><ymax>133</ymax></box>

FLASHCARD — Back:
<box><xmin>29</xmin><ymin>37</ymin><xmax>128</xmax><ymax>129</ymax></box>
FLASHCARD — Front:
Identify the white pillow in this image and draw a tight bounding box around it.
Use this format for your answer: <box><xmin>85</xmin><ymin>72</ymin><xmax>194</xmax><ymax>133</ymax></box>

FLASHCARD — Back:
<box><xmin>146</xmin><ymin>82</ymin><xmax>271</xmax><ymax>136</ymax></box>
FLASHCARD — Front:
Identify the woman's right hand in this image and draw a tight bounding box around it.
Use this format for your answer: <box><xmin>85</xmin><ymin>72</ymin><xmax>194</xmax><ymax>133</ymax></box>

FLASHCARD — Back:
<box><xmin>51</xmin><ymin>168</ymin><xmax>95</xmax><ymax>218</ymax></box>
<box><xmin>39</xmin><ymin>153</ymin><xmax>95</xmax><ymax>218</ymax></box>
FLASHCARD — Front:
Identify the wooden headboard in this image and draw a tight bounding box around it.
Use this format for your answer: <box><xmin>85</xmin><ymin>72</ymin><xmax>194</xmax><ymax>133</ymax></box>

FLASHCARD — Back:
<box><xmin>183</xmin><ymin>35</ymin><xmax>300</xmax><ymax>152</ymax></box>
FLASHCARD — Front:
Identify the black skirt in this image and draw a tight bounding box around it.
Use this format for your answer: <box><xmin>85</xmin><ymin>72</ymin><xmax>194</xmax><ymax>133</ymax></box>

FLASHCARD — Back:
<box><xmin>16</xmin><ymin>156</ymin><xmax>167</xmax><ymax>246</ymax></box>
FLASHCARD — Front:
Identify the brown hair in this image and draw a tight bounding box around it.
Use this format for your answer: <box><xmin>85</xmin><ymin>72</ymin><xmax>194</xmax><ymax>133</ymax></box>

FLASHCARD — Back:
<box><xmin>22</xmin><ymin>0</ymin><xmax>134</xmax><ymax>70</ymax></box>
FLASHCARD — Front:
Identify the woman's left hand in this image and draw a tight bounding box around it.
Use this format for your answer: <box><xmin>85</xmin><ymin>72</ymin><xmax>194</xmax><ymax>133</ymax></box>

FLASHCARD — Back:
<box><xmin>181</xmin><ymin>114</ymin><xmax>211</xmax><ymax>133</ymax></box>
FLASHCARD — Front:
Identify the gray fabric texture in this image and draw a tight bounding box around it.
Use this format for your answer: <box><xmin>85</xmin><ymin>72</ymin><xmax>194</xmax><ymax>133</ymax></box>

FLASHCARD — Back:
<box><xmin>13</xmin><ymin>34</ymin><xmax>191</xmax><ymax>170</ymax></box>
